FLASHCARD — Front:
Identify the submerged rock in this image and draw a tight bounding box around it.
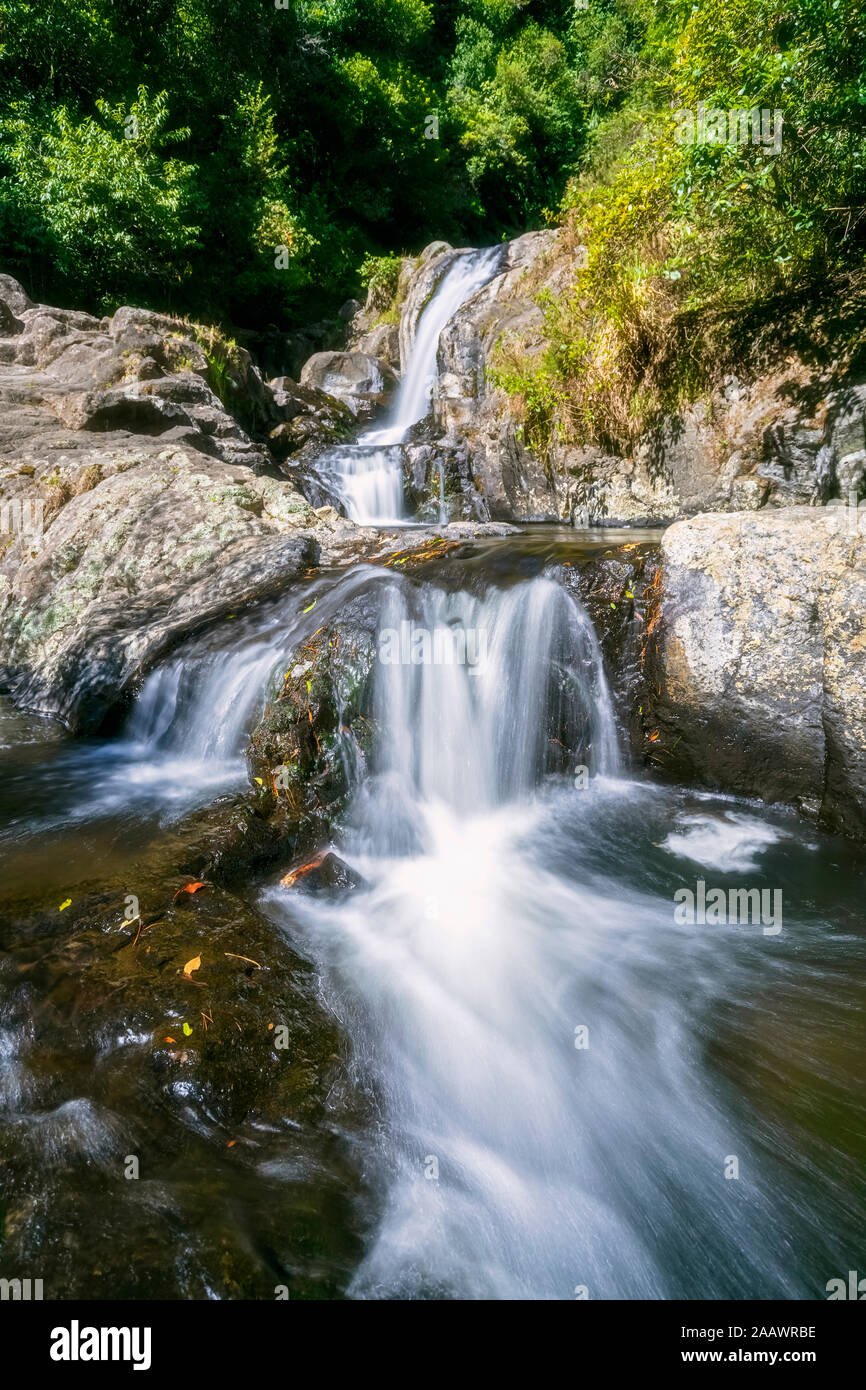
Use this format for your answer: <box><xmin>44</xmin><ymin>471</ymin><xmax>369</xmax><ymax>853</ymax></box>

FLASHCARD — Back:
<box><xmin>0</xmin><ymin>802</ymin><xmax>365</xmax><ymax>1298</ymax></box>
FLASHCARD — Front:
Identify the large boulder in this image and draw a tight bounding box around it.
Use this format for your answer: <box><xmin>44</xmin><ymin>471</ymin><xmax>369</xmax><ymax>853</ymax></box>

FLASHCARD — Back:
<box><xmin>0</xmin><ymin>449</ymin><xmax>321</xmax><ymax>729</ymax></box>
<box><xmin>0</xmin><ymin>275</ymin><xmax>366</xmax><ymax>729</ymax></box>
<box><xmin>645</xmin><ymin>507</ymin><xmax>866</xmax><ymax>836</ymax></box>
<box><xmin>299</xmin><ymin>350</ymin><xmax>398</xmax><ymax>421</ymax></box>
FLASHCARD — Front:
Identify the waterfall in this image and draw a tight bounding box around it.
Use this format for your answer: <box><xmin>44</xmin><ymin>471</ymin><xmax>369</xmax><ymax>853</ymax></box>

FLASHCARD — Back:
<box><xmin>317</xmin><ymin>247</ymin><xmax>502</xmax><ymax>524</ymax></box>
<box><xmin>6</xmin><ymin>538</ymin><xmax>849</xmax><ymax>1300</ymax></box>
<box><xmin>366</xmin><ymin>577</ymin><xmax>618</xmax><ymax>822</ymax></box>
<box><xmin>257</xmin><ymin>567</ymin><xmax>811</xmax><ymax>1301</ymax></box>
<box><xmin>261</xmin><ymin>577</ymin><xmax>739</xmax><ymax>1301</ymax></box>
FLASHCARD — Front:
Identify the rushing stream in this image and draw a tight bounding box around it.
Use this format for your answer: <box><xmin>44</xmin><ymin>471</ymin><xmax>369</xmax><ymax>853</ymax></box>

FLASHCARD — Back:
<box><xmin>1</xmin><ymin>532</ymin><xmax>864</xmax><ymax>1300</ymax></box>
<box><xmin>0</xmin><ymin>221</ymin><xmax>864</xmax><ymax>1299</ymax></box>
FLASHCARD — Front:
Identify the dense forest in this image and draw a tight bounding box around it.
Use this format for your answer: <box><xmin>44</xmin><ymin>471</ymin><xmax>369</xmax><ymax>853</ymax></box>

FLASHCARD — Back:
<box><xmin>0</xmin><ymin>0</ymin><xmax>864</xmax><ymax>344</ymax></box>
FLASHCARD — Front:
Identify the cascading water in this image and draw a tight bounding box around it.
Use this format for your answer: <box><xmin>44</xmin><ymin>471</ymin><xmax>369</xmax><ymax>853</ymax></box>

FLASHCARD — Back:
<box><xmin>0</xmin><ymin>569</ymin><xmax>387</xmax><ymax>836</ymax></box>
<box><xmin>258</xmin><ymin>568</ymin><xmax>851</xmax><ymax>1301</ymax></box>
<box><xmin>317</xmin><ymin>248</ymin><xmax>502</xmax><ymax>524</ymax></box>
<box><xmin>2</xmin><ymin>537</ymin><xmax>862</xmax><ymax>1299</ymax></box>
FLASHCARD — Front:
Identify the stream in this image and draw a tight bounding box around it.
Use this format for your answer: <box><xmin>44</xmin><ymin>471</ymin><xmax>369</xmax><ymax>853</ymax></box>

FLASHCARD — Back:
<box><xmin>0</xmin><ymin>240</ymin><xmax>864</xmax><ymax>1301</ymax></box>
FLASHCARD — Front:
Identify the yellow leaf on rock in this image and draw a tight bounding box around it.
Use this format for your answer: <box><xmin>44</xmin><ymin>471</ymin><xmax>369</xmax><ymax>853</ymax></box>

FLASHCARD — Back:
<box><xmin>59</xmin><ymin>899</ymin><xmax>72</xmax><ymax>911</ymax></box>
<box><xmin>182</xmin><ymin>1022</ymin><xmax>193</xmax><ymax>1036</ymax></box>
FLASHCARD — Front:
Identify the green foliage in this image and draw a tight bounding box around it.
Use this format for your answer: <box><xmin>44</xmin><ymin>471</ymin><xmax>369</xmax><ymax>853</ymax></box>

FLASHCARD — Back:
<box><xmin>0</xmin><ymin>0</ymin><xmax>861</xmax><ymax>373</ymax></box>
<box><xmin>0</xmin><ymin>87</ymin><xmax>198</xmax><ymax>309</ymax></box>
<box><xmin>451</xmin><ymin>23</ymin><xmax>586</xmax><ymax>224</ymax></box>
<box><xmin>492</xmin><ymin>0</ymin><xmax>866</xmax><ymax>453</ymax></box>
<box><xmin>360</xmin><ymin>253</ymin><xmax>403</xmax><ymax>309</ymax></box>
<box><xmin>0</xmin><ymin>0</ymin><xmax>628</xmax><ymax>324</ymax></box>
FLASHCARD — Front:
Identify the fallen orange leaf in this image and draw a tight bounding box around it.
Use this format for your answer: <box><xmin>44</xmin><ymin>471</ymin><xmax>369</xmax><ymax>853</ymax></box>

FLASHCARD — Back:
<box><xmin>173</xmin><ymin>881</ymin><xmax>207</xmax><ymax>901</ymax></box>
<box><xmin>183</xmin><ymin>955</ymin><xmax>202</xmax><ymax>977</ymax></box>
<box><xmin>280</xmin><ymin>852</ymin><xmax>327</xmax><ymax>888</ymax></box>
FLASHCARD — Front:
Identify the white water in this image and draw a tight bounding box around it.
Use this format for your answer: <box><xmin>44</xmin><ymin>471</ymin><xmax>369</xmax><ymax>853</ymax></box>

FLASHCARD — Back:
<box><xmin>259</xmin><ymin>575</ymin><xmax>813</xmax><ymax>1299</ymax></box>
<box><xmin>4</xmin><ymin>554</ymin><xmax>854</xmax><ymax>1298</ymax></box>
<box><xmin>319</xmin><ymin>247</ymin><xmax>502</xmax><ymax>524</ymax></box>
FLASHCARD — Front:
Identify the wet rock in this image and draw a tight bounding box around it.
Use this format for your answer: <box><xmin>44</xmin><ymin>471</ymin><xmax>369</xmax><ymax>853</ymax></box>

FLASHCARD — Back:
<box><xmin>553</xmin><ymin>541</ymin><xmax>660</xmax><ymax>757</ymax></box>
<box><xmin>280</xmin><ymin>851</ymin><xmax>367</xmax><ymax>895</ymax></box>
<box><xmin>0</xmin><ymin>822</ymin><xmax>364</xmax><ymax>1297</ymax></box>
<box><xmin>248</xmin><ymin>586</ymin><xmax>383</xmax><ymax>839</ymax></box>
<box><xmin>403</xmin><ymin>434</ymin><xmax>491</xmax><ymax>522</ymax></box>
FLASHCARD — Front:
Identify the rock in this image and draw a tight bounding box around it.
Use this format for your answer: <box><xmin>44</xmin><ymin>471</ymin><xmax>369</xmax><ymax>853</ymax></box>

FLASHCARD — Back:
<box><xmin>280</xmin><ymin>850</ymin><xmax>366</xmax><ymax>894</ymax></box>
<box><xmin>345</xmin><ymin>257</ymin><xmax>415</xmax><ymax>370</ymax></box>
<box><xmin>299</xmin><ymin>350</ymin><xmax>398</xmax><ymax>421</ymax></box>
<box><xmin>0</xmin><ymin>454</ymin><xmax>320</xmax><ymax>730</ymax></box>
<box><xmin>0</xmin><ymin>278</ymin><xmax>372</xmax><ymax>727</ymax></box>
<box><xmin>280</xmin><ymin>318</ymin><xmax>346</xmax><ymax>381</ymax></box>
<box><xmin>394</xmin><ymin>229</ymin><xmax>866</xmax><ymax>525</ymax></box>
<box><xmin>404</xmin><ymin>233</ymin><xmax>562</xmax><ymax>521</ymax></box>
<box><xmin>267</xmin><ymin>377</ymin><xmax>354</xmax><ymax>457</ymax></box>
<box><xmin>0</xmin><ymin>796</ymin><xmax>362</xmax><ymax>1298</ymax></box>
<box><xmin>249</xmin><ymin>585</ymin><xmax>382</xmax><ymax>838</ymax></box>
<box><xmin>398</xmin><ymin>242</ymin><xmax>456</xmax><ymax>373</ymax></box>
<box><xmin>0</xmin><ymin>273</ymin><xmax>32</xmax><ymax>312</ymax></box>
<box><xmin>403</xmin><ymin>434</ymin><xmax>491</xmax><ymax>523</ymax></box>
<box><xmin>553</xmin><ymin>541</ymin><xmax>661</xmax><ymax>758</ymax></box>
<box><xmin>645</xmin><ymin>507</ymin><xmax>866</xmax><ymax>837</ymax></box>
<box><xmin>0</xmin><ymin>298</ymin><xmax>24</xmax><ymax>337</ymax></box>
<box><xmin>730</xmin><ymin>474</ymin><xmax>771</xmax><ymax>510</ymax></box>
<box><xmin>824</xmin><ymin>382</ymin><xmax>866</xmax><ymax>498</ymax></box>
<box><xmin>352</xmin><ymin>320</ymin><xmax>400</xmax><ymax>368</ymax></box>
<box><xmin>560</xmin><ymin>445</ymin><xmax>680</xmax><ymax>527</ymax></box>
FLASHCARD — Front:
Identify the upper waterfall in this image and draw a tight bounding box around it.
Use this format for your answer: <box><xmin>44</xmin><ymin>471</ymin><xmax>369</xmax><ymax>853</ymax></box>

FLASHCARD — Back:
<box><xmin>316</xmin><ymin>247</ymin><xmax>503</xmax><ymax>524</ymax></box>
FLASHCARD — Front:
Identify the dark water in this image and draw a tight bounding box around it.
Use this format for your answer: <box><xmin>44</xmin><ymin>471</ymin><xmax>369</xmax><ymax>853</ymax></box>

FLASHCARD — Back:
<box><xmin>1</xmin><ymin>534</ymin><xmax>864</xmax><ymax>1299</ymax></box>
